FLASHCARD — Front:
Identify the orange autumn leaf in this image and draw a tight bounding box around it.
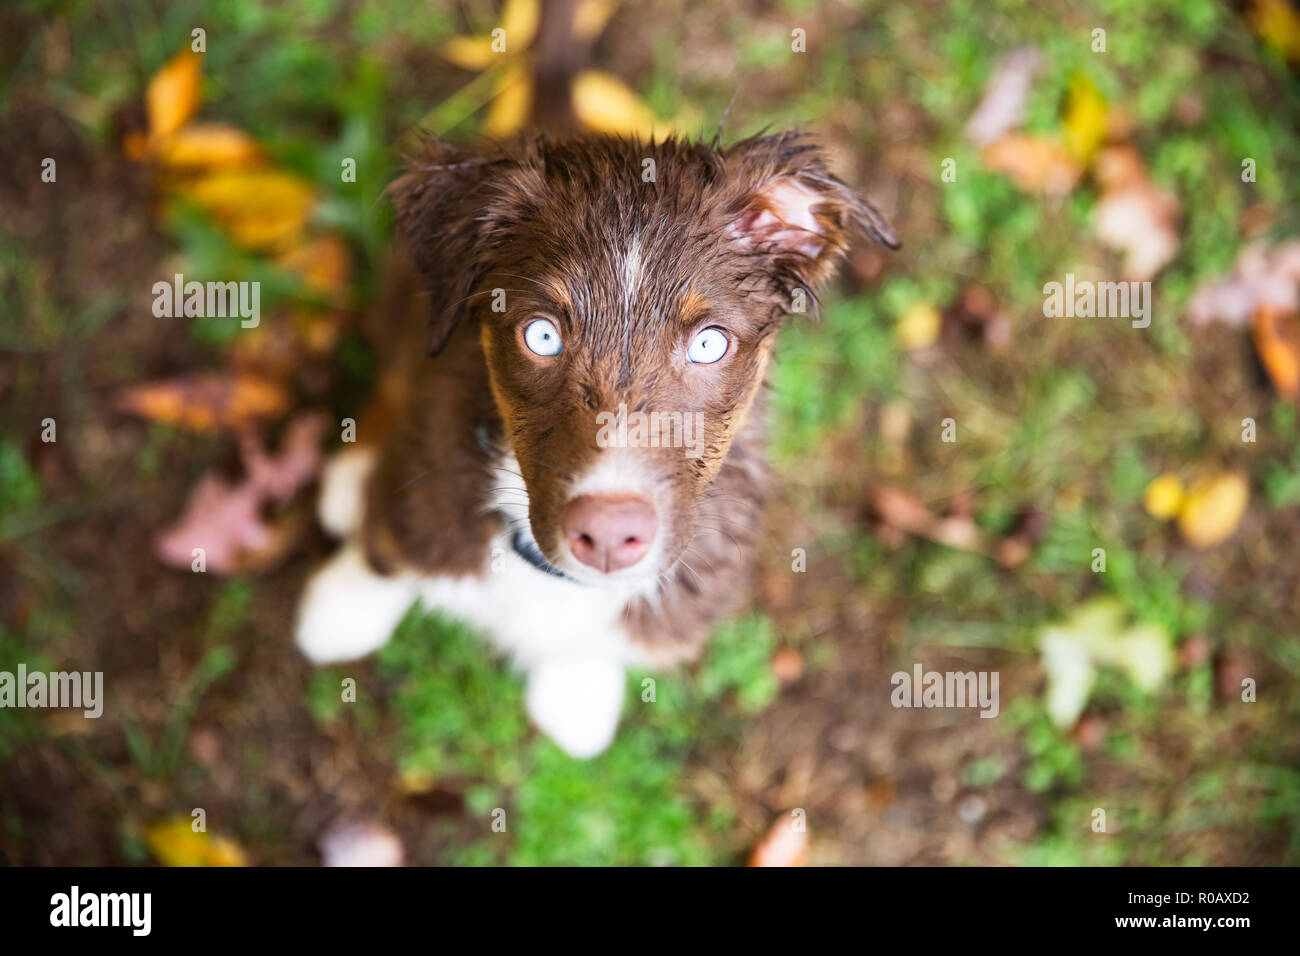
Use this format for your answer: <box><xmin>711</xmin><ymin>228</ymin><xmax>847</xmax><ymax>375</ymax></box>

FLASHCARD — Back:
<box><xmin>175</xmin><ymin>168</ymin><xmax>316</xmax><ymax>251</ymax></box>
<box><xmin>278</xmin><ymin>233</ymin><xmax>353</xmax><ymax>303</ymax></box>
<box><xmin>157</xmin><ymin>123</ymin><xmax>263</xmax><ymax>170</ymax></box>
<box><xmin>982</xmin><ymin>134</ymin><xmax>1082</xmax><ymax>196</ymax></box>
<box><xmin>118</xmin><ymin>373</ymin><xmax>291</xmax><ymax>432</ymax></box>
<box><xmin>749</xmin><ymin>814</ymin><xmax>809</xmax><ymax>867</ymax></box>
<box><xmin>147</xmin><ymin>49</ymin><xmax>202</xmax><ymax>140</ymax></box>
<box><xmin>1251</xmin><ymin>307</ymin><xmax>1300</xmax><ymax>398</ymax></box>
<box><xmin>145</xmin><ymin>818</ymin><xmax>247</xmax><ymax>867</ymax></box>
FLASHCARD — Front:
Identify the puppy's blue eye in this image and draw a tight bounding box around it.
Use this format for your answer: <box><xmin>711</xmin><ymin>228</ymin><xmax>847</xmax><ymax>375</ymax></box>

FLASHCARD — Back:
<box><xmin>524</xmin><ymin>318</ymin><xmax>563</xmax><ymax>356</ymax></box>
<box><xmin>687</xmin><ymin>327</ymin><xmax>728</xmax><ymax>365</ymax></box>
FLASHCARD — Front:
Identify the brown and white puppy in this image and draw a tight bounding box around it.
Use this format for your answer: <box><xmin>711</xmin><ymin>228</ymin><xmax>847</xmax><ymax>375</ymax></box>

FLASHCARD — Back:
<box><xmin>296</xmin><ymin>131</ymin><xmax>897</xmax><ymax>756</ymax></box>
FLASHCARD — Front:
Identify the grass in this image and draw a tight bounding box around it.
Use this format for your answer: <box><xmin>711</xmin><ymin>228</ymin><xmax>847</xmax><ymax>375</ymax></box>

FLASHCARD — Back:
<box><xmin>337</xmin><ymin>607</ymin><xmax>780</xmax><ymax>865</ymax></box>
<box><xmin>2</xmin><ymin>0</ymin><xmax>1298</xmax><ymax>864</ymax></box>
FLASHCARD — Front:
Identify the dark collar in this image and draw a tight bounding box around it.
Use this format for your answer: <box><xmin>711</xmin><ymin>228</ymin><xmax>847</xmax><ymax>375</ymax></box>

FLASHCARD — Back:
<box><xmin>510</xmin><ymin>528</ymin><xmax>582</xmax><ymax>584</ymax></box>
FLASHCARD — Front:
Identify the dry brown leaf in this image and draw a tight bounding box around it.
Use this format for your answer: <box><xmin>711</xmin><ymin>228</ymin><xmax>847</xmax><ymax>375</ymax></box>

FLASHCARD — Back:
<box><xmin>965</xmin><ymin>48</ymin><xmax>1042</xmax><ymax>147</ymax></box>
<box><xmin>154</xmin><ymin>414</ymin><xmax>325</xmax><ymax>574</ymax></box>
<box><xmin>155</xmin><ymin>475</ymin><xmax>277</xmax><ymax>573</ymax></box>
<box><xmin>871</xmin><ymin>485</ymin><xmax>939</xmax><ymax>538</ymax></box>
<box><xmin>770</xmin><ymin>647</ymin><xmax>805</xmax><ymax>685</ymax></box>
<box><xmin>241</xmin><ymin>414</ymin><xmax>326</xmax><ymax>501</ymax></box>
<box><xmin>1187</xmin><ymin>241</ymin><xmax>1300</xmax><ymax>328</ymax></box>
<box><xmin>871</xmin><ymin>485</ymin><xmax>986</xmax><ymax>551</ymax></box>
<box><xmin>982</xmin><ymin>134</ymin><xmax>1082</xmax><ymax>196</ymax></box>
<box><xmin>118</xmin><ymin>372</ymin><xmax>290</xmax><ymax>432</ymax></box>
<box><xmin>1093</xmin><ymin>145</ymin><xmax>1180</xmax><ymax>280</ymax></box>
<box><xmin>992</xmin><ymin>508</ymin><xmax>1047</xmax><ymax>568</ymax></box>
<box><xmin>871</xmin><ymin>485</ymin><xmax>1042</xmax><ymax>566</ymax></box>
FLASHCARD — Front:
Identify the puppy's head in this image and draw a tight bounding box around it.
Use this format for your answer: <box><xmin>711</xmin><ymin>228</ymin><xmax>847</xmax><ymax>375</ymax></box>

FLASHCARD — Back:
<box><xmin>392</xmin><ymin>132</ymin><xmax>898</xmax><ymax>588</ymax></box>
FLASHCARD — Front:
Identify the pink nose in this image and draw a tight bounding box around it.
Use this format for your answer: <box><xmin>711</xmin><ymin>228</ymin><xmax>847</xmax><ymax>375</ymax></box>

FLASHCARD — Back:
<box><xmin>563</xmin><ymin>494</ymin><xmax>657</xmax><ymax>573</ymax></box>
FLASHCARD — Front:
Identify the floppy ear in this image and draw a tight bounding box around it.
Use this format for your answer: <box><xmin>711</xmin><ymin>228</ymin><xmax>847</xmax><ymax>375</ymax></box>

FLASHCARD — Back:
<box><xmin>723</xmin><ymin>132</ymin><xmax>899</xmax><ymax>313</ymax></box>
<box><xmin>389</xmin><ymin>138</ymin><xmax>514</xmax><ymax>355</ymax></box>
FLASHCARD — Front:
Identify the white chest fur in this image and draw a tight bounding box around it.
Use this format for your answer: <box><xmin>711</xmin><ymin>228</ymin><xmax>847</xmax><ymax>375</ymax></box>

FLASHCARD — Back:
<box><xmin>413</xmin><ymin>536</ymin><xmax>642</xmax><ymax>668</ymax></box>
<box><xmin>295</xmin><ymin>447</ymin><xmax>639</xmax><ymax>757</ymax></box>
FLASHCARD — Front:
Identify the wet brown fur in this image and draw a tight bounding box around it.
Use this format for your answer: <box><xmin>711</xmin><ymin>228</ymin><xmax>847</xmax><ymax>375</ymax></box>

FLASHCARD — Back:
<box><xmin>366</xmin><ymin>132</ymin><xmax>897</xmax><ymax>659</ymax></box>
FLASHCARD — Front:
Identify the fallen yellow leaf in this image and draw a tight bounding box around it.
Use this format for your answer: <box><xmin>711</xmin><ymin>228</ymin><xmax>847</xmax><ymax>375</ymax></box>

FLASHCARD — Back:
<box><xmin>575</xmin><ymin>0</ymin><xmax>616</xmax><ymax>40</ymax></box>
<box><xmin>145</xmin><ymin>818</ymin><xmax>247</xmax><ymax>867</ymax></box>
<box><xmin>177</xmin><ymin>168</ymin><xmax>316</xmax><ymax>251</ymax></box>
<box><xmin>1143</xmin><ymin>474</ymin><xmax>1185</xmax><ymax>520</ymax></box>
<box><xmin>483</xmin><ymin>64</ymin><xmax>533</xmax><ymax>139</ymax></box>
<box><xmin>440</xmin><ymin>35</ymin><xmax>500</xmax><ymax>71</ymax></box>
<box><xmin>1178</xmin><ymin>472</ymin><xmax>1249</xmax><ymax>549</ymax></box>
<box><xmin>1061</xmin><ymin>73</ymin><xmax>1108</xmax><ymax>166</ymax></box>
<box><xmin>147</xmin><ymin>50</ymin><xmax>201</xmax><ymax>140</ymax></box>
<box><xmin>1251</xmin><ymin>0</ymin><xmax>1300</xmax><ymax>63</ymax></box>
<box><xmin>158</xmin><ymin>123</ymin><xmax>263</xmax><ymax>170</ymax></box>
<box><xmin>895</xmin><ymin>301</ymin><xmax>942</xmax><ymax>350</ymax></box>
<box><xmin>572</xmin><ymin>70</ymin><xmax>661</xmax><ymax>138</ymax></box>
<box><xmin>499</xmin><ymin>0</ymin><xmax>541</xmax><ymax>49</ymax></box>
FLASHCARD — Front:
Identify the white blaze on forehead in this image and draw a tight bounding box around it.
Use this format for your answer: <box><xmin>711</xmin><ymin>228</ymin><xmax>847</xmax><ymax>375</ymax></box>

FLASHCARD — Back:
<box><xmin>621</xmin><ymin>236</ymin><xmax>642</xmax><ymax>310</ymax></box>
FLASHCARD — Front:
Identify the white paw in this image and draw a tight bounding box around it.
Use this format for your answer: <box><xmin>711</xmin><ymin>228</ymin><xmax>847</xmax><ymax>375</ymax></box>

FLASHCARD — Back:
<box><xmin>317</xmin><ymin>447</ymin><xmax>376</xmax><ymax>539</ymax></box>
<box><xmin>295</xmin><ymin>542</ymin><xmax>417</xmax><ymax>663</ymax></box>
<box><xmin>526</xmin><ymin>657</ymin><xmax>625</xmax><ymax>759</ymax></box>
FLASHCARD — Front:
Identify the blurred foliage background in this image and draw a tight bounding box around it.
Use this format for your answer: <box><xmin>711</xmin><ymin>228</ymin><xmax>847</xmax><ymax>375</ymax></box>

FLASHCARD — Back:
<box><xmin>1</xmin><ymin>0</ymin><xmax>1299</xmax><ymax>865</ymax></box>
